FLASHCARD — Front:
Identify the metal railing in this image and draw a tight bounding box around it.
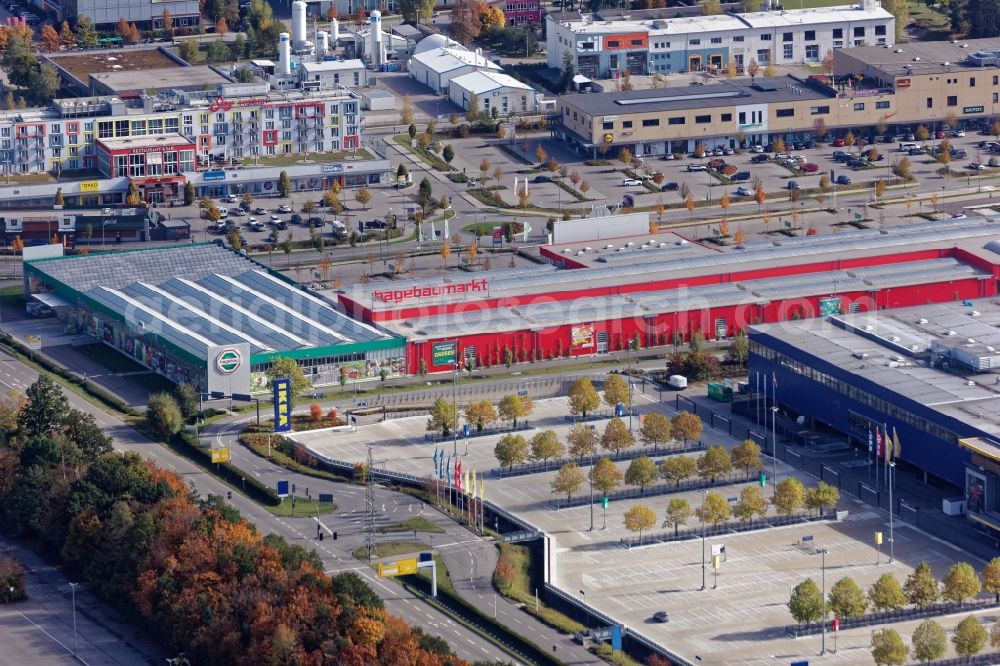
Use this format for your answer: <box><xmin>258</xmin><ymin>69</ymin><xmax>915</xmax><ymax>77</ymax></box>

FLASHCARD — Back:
<box><xmin>785</xmin><ymin>598</ymin><xmax>1000</xmax><ymax>637</ymax></box>
<box><xmin>492</xmin><ymin>441</ymin><xmax>706</xmax><ymax>480</ymax></box>
<box><xmin>619</xmin><ymin>511</ymin><xmax>833</xmax><ymax>548</ymax></box>
<box><xmin>550</xmin><ymin>466</ymin><xmax>749</xmax><ymax>510</ymax></box>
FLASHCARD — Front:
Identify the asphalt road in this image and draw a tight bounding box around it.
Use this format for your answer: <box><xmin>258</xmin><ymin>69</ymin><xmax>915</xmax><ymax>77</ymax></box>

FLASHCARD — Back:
<box><xmin>0</xmin><ymin>350</ymin><xmax>517</xmax><ymax>665</ymax></box>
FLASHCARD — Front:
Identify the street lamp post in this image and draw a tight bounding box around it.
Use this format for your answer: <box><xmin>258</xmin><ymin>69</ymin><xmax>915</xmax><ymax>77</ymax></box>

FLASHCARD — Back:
<box><xmin>452</xmin><ymin>360</ymin><xmax>458</xmax><ymax>457</ymax></box>
<box><xmin>700</xmin><ymin>489</ymin><xmax>707</xmax><ymax>591</ymax></box>
<box><xmin>626</xmin><ymin>339</ymin><xmax>634</xmax><ymax>431</ymax></box>
<box><xmin>69</xmin><ymin>581</ymin><xmax>78</xmax><ymax>656</ymax></box>
<box><xmin>818</xmin><ymin>547</ymin><xmax>829</xmax><ymax>655</ymax></box>
<box><xmin>888</xmin><ymin>460</ymin><xmax>895</xmax><ymax>563</ymax></box>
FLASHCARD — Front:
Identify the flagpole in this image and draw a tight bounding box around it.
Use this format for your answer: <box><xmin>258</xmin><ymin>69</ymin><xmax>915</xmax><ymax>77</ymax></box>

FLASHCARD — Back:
<box><xmin>771</xmin><ymin>372</ymin><xmax>777</xmax><ymax>499</ymax></box>
<box><xmin>756</xmin><ymin>371</ymin><xmax>760</xmax><ymax>427</ymax></box>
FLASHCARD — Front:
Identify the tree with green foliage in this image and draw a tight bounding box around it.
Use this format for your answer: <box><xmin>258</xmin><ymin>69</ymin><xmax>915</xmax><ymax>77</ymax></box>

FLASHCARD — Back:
<box><xmin>567</xmin><ymin>377</ymin><xmax>600</xmax><ymax>418</ymax></box>
<box><xmin>75</xmin><ymin>16</ymin><xmax>98</xmax><ymax>48</ymax></box>
<box><xmin>772</xmin><ymin>477</ymin><xmax>805</xmax><ymax>516</ymax></box>
<box><xmin>494</xmin><ymin>433</ymin><xmax>529</xmax><ymax>470</ymax></box>
<box><xmin>984</xmin><ymin>556</ymin><xmax>1000</xmax><ymax>603</ymax></box>
<box><xmin>663</xmin><ymin>497</ymin><xmax>693</xmax><ymax>537</ymax></box>
<box><xmin>659</xmin><ymin>455</ymin><xmax>697</xmax><ymax>487</ymax></box>
<box><xmin>178</xmin><ymin>39</ymin><xmax>203</xmax><ymax>63</ymax></box>
<box><xmin>638</xmin><ymin>412</ymin><xmax>671</xmax><ymax>450</ymax></box>
<box><xmin>146</xmin><ymin>392</ymin><xmax>183</xmax><ymax>439</ymax></box>
<box><xmin>173</xmin><ymin>383</ymin><xmax>199</xmax><ymax>419</ymax></box>
<box><xmin>442</xmin><ymin>144</ymin><xmax>455</xmax><ymax>164</ymax></box>
<box><xmin>953</xmin><ymin>615</ymin><xmax>988</xmax><ymax>660</ymax></box>
<box><xmin>277</xmin><ymin>170</ymin><xmax>292</xmax><ymax>197</ymax></box>
<box><xmin>529</xmin><ymin>429</ymin><xmax>564</xmax><ymax>464</ymax></box>
<box><xmin>551</xmin><ymin>462</ymin><xmax>586</xmax><ymax>501</ymax></box>
<box><xmin>184</xmin><ymin>182</ymin><xmax>196</xmax><ymax>205</ymax></box>
<box><xmin>497</xmin><ymin>393</ymin><xmax>532</xmax><ymax>428</ymax></box>
<box><xmin>331</xmin><ymin>571</ymin><xmax>384</xmax><ymax>609</ymax></box>
<box><xmin>911</xmin><ymin>619</ymin><xmax>947</xmax><ymax>664</ymax></box>
<box><xmin>726</xmin><ymin>329</ymin><xmax>749</xmax><ymax>365</ymax></box>
<box><xmin>904</xmin><ymin>562</ymin><xmax>940</xmax><ymax>608</ymax></box>
<box><xmin>942</xmin><ymin>562</ymin><xmax>981</xmax><ymax>604</ymax></box>
<box><xmin>696</xmin><ymin>490</ymin><xmax>730</xmax><ymax>526</ymax></box>
<box><xmin>23</xmin><ymin>375</ymin><xmax>69</xmax><ymax>438</ymax></box>
<box><xmin>871</xmin><ymin>628</ymin><xmax>909</xmax><ymax>666</ymax></box>
<box><xmin>589</xmin><ymin>456</ymin><xmax>623</xmax><ymax>497</ymax></box>
<box><xmin>696</xmin><ymin>445</ymin><xmax>732</xmax><ymax>482</ymax></box>
<box><xmin>828</xmin><ymin>577</ymin><xmax>867</xmax><ymax>619</ymax></box>
<box><xmin>265</xmin><ymin>357</ymin><xmax>310</xmax><ymax>408</ymax></box>
<box><xmin>2</xmin><ymin>34</ymin><xmax>60</xmax><ymax>105</ymax></box>
<box><xmin>805</xmin><ymin>481</ymin><xmax>840</xmax><ymax>516</ymax></box>
<box><xmin>734</xmin><ymin>485</ymin><xmax>767</xmax><ymax>525</ymax></box>
<box><xmin>396</xmin><ymin>163</ymin><xmax>410</xmax><ymax>184</ymax></box>
<box><xmin>789</xmin><ymin>578</ymin><xmax>825</xmax><ymax>626</ymax></box>
<box><xmin>63</xmin><ymin>409</ymin><xmax>113</xmax><ymax>460</ymax></box>
<box><xmin>557</xmin><ymin>51</ymin><xmax>575</xmax><ymax>93</ymax></box>
<box><xmin>207</xmin><ymin>38</ymin><xmax>231</xmax><ymax>63</ymax></box>
<box><xmin>601</xmin><ymin>416</ymin><xmax>634</xmax><ymax>454</ymax></box>
<box><xmin>868</xmin><ymin>573</ymin><xmax>907</xmax><ymax>612</ymax></box>
<box><xmin>418</xmin><ymin>177</ymin><xmax>433</xmax><ymax>215</ymax></box>
<box><xmin>427</xmin><ymin>396</ymin><xmax>457</xmax><ymax>437</ymax></box>
<box><xmin>624</xmin><ymin>455</ymin><xmax>658</xmax><ymax>491</ymax></box>
<box><xmin>602</xmin><ymin>374</ymin><xmax>629</xmax><ymax>408</ymax></box>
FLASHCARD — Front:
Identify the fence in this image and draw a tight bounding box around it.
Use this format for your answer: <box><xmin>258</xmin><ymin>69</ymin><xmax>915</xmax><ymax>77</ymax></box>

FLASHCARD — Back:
<box><xmin>785</xmin><ymin>598</ymin><xmax>1000</xmax><ymax>637</ymax></box>
<box><xmin>619</xmin><ymin>511</ymin><xmax>833</xmax><ymax>548</ymax></box>
<box><xmin>492</xmin><ymin>441</ymin><xmax>706</xmax><ymax>480</ymax></box>
<box><xmin>423</xmin><ymin>421</ymin><xmax>532</xmax><ymax>444</ymax></box>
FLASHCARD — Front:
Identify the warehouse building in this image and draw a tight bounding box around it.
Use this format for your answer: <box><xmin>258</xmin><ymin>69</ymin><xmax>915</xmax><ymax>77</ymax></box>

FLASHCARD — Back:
<box><xmin>336</xmin><ymin>218</ymin><xmax>1000</xmax><ymax>375</ymax></box>
<box><xmin>408</xmin><ymin>35</ymin><xmax>502</xmax><ymax>94</ymax></box>
<box><xmin>448</xmin><ymin>71</ymin><xmax>538</xmax><ymax>115</ymax></box>
<box><xmin>24</xmin><ymin>244</ymin><xmax>405</xmax><ymax>395</ymax></box>
<box><xmin>748</xmin><ymin>296</ymin><xmax>1000</xmax><ymax>537</ymax></box>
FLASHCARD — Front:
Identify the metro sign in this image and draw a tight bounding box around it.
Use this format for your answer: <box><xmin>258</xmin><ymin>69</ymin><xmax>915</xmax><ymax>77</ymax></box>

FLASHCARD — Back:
<box><xmin>215</xmin><ymin>348</ymin><xmax>242</xmax><ymax>375</ymax></box>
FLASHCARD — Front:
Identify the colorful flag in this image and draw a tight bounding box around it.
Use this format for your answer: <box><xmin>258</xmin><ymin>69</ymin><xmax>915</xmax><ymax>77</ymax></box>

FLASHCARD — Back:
<box><xmin>446</xmin><ymin>455</ymin><xmax>452</xmax><ymax>485</ymax></box>
<box><xmin>456</xmin><ymin>460</ymin><xmax>463</xmax><ymax>491</ymax></box>
<box><xmin>892</xmin><ymin>427</ymin><xmax>901</xmax><ymax>459</ymax></box>
<box><xmin>867</xmin><ymin>426</ymin><xmax>873</xmax><ymax>454</ymax></box>
<box><xmin>462</xmin><ymin>467</ymin><xmax>469</xmax><ymax>496</ymax></box>
<box><xmin>471</xmin><ymin>468</ymin><xmax>477</xmax><ymax>498</ymax></box>
<box><xmin>875</xmin><ymin>427</ymin><xmax>884</xmax><ymax>459</ymax></box>
<box><xmin>433</xmin><ymin>448</ymin><xmax>439</xmax><ymax>478</ymax></box>
<box><xmin>480</xmin><ymin>479</ymin><xmax>485</xmax><ymax>503</ymax></box>
<box><xmin>884</xmin><ymin>429</ymin><xmax>894</xmax><ymax>462</ymax></box>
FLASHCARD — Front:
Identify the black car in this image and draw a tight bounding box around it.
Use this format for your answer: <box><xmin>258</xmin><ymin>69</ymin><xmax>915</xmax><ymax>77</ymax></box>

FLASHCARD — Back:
<box><xmin>275</xmin><ymin>221</ymin><xmax>288</xmax><ymax>230</ymax></box>
<box><xmin>751</xmin><ymin>154</ymin><xmax>769</xmax><ymax>163</ymax></box>
<box><xmin>792</xmin><ymin>142</ymin><xmax>805</xmax><ymax>150</ymax></box>
<box><xmin>803</xmin><ymin>140</ymin><xmax>815</xmax><ymax>149</ymax></box>
<box><xmin>787</xmin><ymin>180</ymin><xmax>801</xmax><ymax>190</ymax></box>
<box><xmin>532</xmin><ymin>175</ymin><xmax>552</xmax><ymax>183</ymax></box>
<box><xmin>836</xmin><ymin>175</ymin><xmax>852</xmax><ymax>185</ymax></box>
<box><xmin>951</xmin><ymin>149</ymin><xmax>968</xmax><ymax>159</ymax></box>
<box><xmin>290</xmin><ymin>213</ymin><xmax>303</xmax><ymax>224</ymax></box>
<box><xmin>662</xmin><ymin>181</ymin><xmax>679</xmax><ymax>191</ymax></box>
<box><xmin>908</xmin><ymin>147</ymin><xmax>924</xmax><ymax>156</ymax></box>
<box><xmin>731</xmin><ymin>171</ymin><xmax>751</xmax><ymax>182</ymax></box>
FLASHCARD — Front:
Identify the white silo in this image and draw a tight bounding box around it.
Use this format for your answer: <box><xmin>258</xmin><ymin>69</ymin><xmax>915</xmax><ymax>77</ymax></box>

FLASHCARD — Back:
<box><xmin>278</xmin><ymin>32</ymin><xmax>292</xmax><ymax>75</ymax></box>
<box><xmin>369</xmin><ymin>10</ymin><xmax>383</xmax><ymax>69</ymax></box>
<box><xmin>330</xmin><ymin>18</ymin><xmax>339</xmax><ymax>45</ymax></box>
<box><xmin>292</xmin><ymin>0</ymin><xmax>308</xmax><ymax>51</ymax></box>
<box><xmin>317</xmin><ymin>31</ymin><xmax>329</xmax><ymax>57</ymax></box>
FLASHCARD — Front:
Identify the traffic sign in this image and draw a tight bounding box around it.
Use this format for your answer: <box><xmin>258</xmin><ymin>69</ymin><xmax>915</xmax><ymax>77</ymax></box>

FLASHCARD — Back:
<box><xmin>377</xmin><ymin>558</ymin><xmax>418</xmax><ymax>577</ymax></box>
<box><xmin>210</xmin><ymin>447</ymin><xmax>230</xmax><ymax>463</ymax></box>
<box><xmin>318</xmin><ymin>493</ymin><xmax>334</xmax><ymax>503</ymax></box>
<box><xmin>875</xmin><ymin>531</ymin><xmax>883</xmax><ymax>545</ymax></box>
<box><xmin>832</xmin><ymin>619</ymin><xmax>840</xmax><ymax>632</ymax></box>
<box><xmin>277</xmin><ymin>479</ymin><xmax>289</xmax><ymax>498</ymax></box>
<box><xmin>610</xmin><ymin>625</ymin><xmax>622</xmax><ymax>651</ymax></box>
<box><xmin>517</xmin><ymin>390</ymin><xmax>528</xmax><ymax>397</ymax></box>
<box><xmin>758</xmin><ymin>471</ymin><xmax>768</xmax><ymax>488</ymax></box>
<box><xmin>601</xmin><ymin>497</ymin><xmax>609</xmax><ymax>509</ymax></box>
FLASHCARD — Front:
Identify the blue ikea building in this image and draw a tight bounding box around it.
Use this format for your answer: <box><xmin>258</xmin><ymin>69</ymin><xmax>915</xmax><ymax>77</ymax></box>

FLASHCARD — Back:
<box><xmin>748</xmin><ymin>298</ymin><xmax>1000</xmax><ymax>536</ymax></box>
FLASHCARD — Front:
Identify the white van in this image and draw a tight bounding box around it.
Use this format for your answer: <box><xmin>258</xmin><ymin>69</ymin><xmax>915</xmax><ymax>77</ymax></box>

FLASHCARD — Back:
<box><xmin>898</xmin><ymin>142</ymin><xmax>918</xmax><ymax>151</ymax></box>
<box><xmin>667</xmin><ymin>375</ymin><xmax>688</xmax><ymax>390</ymax></box>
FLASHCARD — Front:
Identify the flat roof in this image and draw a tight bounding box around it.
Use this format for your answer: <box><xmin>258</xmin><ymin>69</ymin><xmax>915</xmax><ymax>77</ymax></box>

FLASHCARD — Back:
<box><xmin>300</xmin><ymin>59</ymin><xmax>366</xmax><ymax>73</ymax></box>
<box><xmin>751</xmin><ymin>299</ymin><xmax>1000</xmax><ymax>438</ymax></box>
<box><xmin>449</xmin><ymin>70</ymin><xmax>532</xmax><ymax>95</ymax></box>
<box><xmin>47</xmin><ymin>47</ymin><xmax>180</xmax><ymax>84</ymax></box>
<box><xmin>838</xmin><ymin>37</ymin><xmax>1000</xmax><ymax>76</ymax></box>
<box><xmin>91</xmin><ymin>65</ymin><xmax>231</xmax><ymax>92</ymax></box>
<box><xmin>409</xmin><ymin>47</ymin><xmax>502</xmax><ymax>75</ymax></box>
<box><xmin>27</xmin><ymin>244</ymin><xmax>391</xmax><ymax>362</ymax></box>
<box><xmin>558</xmin><ymin>76</ymin><xmax>833</xmax><ymax>116</ymax></box>
<box><xmin>346</xmin><ymin>218</ymin><xmax>1000</xmax><ymax>311</ymax></box>
<box><xmin>97</xmin><ymin>133</ymin><xmax>195</xmax><ymax>151</ymax></box>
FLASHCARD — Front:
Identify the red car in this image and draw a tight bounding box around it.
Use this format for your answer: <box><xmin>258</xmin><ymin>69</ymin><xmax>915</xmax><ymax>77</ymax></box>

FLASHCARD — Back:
<box><xmin>934</xmin><ymin>130</ymin><xmax>945</xmax><ymax>139</ymax></box>
<box><xmin>800</xmin><ymin>163</ymin><xmax>819</xmax><ymax>173</ymax></box>
<box><xmin>833</xmin><ymin>137</ymin><xmax>846</xmax><ymax>147</ymax></box>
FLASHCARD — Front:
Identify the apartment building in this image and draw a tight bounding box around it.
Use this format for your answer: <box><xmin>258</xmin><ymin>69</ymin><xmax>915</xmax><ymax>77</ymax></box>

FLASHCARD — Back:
<box><xmin>547</xmin><ymin>0</ymin><xmax>894</xmax><ymax>79</ymax></box>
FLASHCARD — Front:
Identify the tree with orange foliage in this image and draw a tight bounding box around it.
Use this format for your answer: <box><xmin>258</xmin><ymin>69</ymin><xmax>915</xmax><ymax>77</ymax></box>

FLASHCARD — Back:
<box><xmin>755</xmin><ymin>186</ymin><xmax>766</xmax><ymax>211</ymax></box>
<box><xmin>734</xmin><ymin>227</ymin><xmax>746</xmax><ymax>245</ymax></box>
<box><xmin>38</xmin><ymin>24</ymin><xmax>60</xmax><ymax>51</ymax></box>
<box><xmin>309</xmin><ymin>403</ymin><xmax>323</xmax><ymax>422</ymax></box>
<box><xmin>684</xmin><ymin>194</ymin><xmax>695</xmax><ymax>219</ymax></box>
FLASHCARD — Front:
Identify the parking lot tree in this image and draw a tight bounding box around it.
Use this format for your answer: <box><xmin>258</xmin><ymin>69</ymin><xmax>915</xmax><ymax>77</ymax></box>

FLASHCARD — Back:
<box><xmin>529</xmin><ymin>429</ymin><xmax>564</xmax><ymax>464</ymax></box>
<box><xmin>227</xmin><ymin>227</ymin><xmax>242</xmax><ymax>250</ymax></box>
<box><xmin>546</xmin><ymin>157</ymin><xmax>560</xmax><ymax>177</ymax></box>
<box><xmin>911</xmin><ymin>619</ymin><xmax>947</xmax><ymax>664</ymax></box>
<box><xmin>498</xmin><ymin>392</ymin><xmax>533</xmax><ymax>428</ymax></box>
<box><xmin>829</xmin><ymin>577</ymin><xmax>867</xmax><ymax>619</ymax></box>
<box><xmin>355</xmin><ymin>187</ymin><xmax>372</xmax><ymax>209</ymax></box>
<box><xmin>638</xmin><ymin>412</ymin><xmax>671</xmax><ymax>450</ymax></box>
<box><xmin>602</xmin><ymin>374</ymin><xmax>629</xmax><ymax>409</ymax></box>
<box><xmin>734</xmin><ymin>485</ymin><xmax>767</xmax><ymax>525</ymax></box>
<box><xmin>590</xmin><ymin>456</ymin><xmax>623</xmax><ymax>496</ymax></box>
<box><xmin>601</xmin><ymin>416</ymin><xmax>634</xmax><ymax>454</ymax></box>
<box><xmin>773</xmin><ymin>137</ymin><xmax>786</xmax><ymax>153</ymax></box>
<box><xmin>754</xmin><ymin>185</ymin><xmax>767</xmax><ymax>211</ymax></box>
<box><xmin>464</xmin><ymin>400</ymin><xmax>497</xmax><ymax>433</ymax></box>
<box><xmin>893</xmin><ymin>157</ymin><xmax>912</xmax><ymax>179</ymax></box>
<box><xmin>396</xmin><ymin>163</ymin><xmax>409</xmax><ymax>184</ymax></box>
<box><xmin>551</xmin><ymin>462</ymin><xmax>586</xmax><ymax>501</ymax></box>
<box><xmin>568</xmin><ymin>377</ymin><xmax>600</xmax><ymax>418</ymax></box>
<box><xmin>731</xmin><ymin>438</ymin><xmax>762</xmax><ymax>479</ymax></box>
<box><xmin>684</xmin><ymin>194</ymin><xmax>695</xmax><ymax>219</ymax></box>
<box><xmin>942</xmin><ymin>562</ymin><xmax>981</xmax><ymax>604</ymax></box>
<box><xmin>663</xmin><ymin>497</ymin><xmax>693</xmax><ymax>537</ymax></box>
<box><xmin>772</xmin><ymin>477</ymin><xmax>806</xmax><ymax>516</ymax></box>
<box><xmin>624</xmin><ymin>455</ymin><xmax>658</xmax><ymax>491</ymax></box>
<box><xmin>417</xmin><ymin>133</ymin><xmax>431</xmax><ymax>150</ymax></box>
<box><xmin>277</xmin><ymin>170</ymin><xmax>291</xmax><ymax>197</ymax></box>
<box><xmin>494</xmin><ymin>433</ymin><xmax>529</xmax><ymax>470</ymax></box>
<box><xmin>805</xmin><ymin>480</ymin><xmax>840</xmax><ymax>515</ymax></box>
<box><xmin>696</xmin><ymin>445</ymin><xmax>732</xmax><ymax>482</ymax></box>
<box><xmin>442</xmin><ymin>144</ymin><xmax>455</xmax><ymax>164</ymax></box>
<box><xmin>671</xmin><ymin>411</ymin><xmax>703</xmax><ymax>445</ymax></box>
<box><xmin>440</xmin><ymin>240</ymin><xmax>451</xmax><ymax>267</ymax></box>
<box><xmin>617</xmin><ymin>147</ymin><xmax>632</xmax><ymax>165</ymax></box>
<box><xmin>868</xmin><ymin>573</ymin><xmax>907</xmax><ymax>612</ymax></box>
<box><xmin>58</xmin><ymin>20</ymin><xmax>75</xmax><ymax>48</ymax></box>
<box><xmin>904</xmin><ymin>561</ymin><xmax>940</xmax><ymax>608</ymax></box>
<box><xmin>789</xmin><ymin>578</ymin><xmax>825</xmax><ymax>627</ymax></box>
<box><xmin>623</xmin><ymin>504</ymin><xmax>657</xmax><ymax>544</ymax></box>
<box><xmin>697</xmin><ymin>490</ymin><xmax>731</xmax><ymax>526</ymax></box>
<box><xmin>915</xmin><ymin>124</ymin><xmax>930</xmax><ymax>143</ymax></box>
<box><xmin>874</xmin><ymin>179</ymin><xmax>886</xmax><ymax>201</ymax></box>
<box><xmin>39</xmin><ymin>24</ymin><xmax>59</xmax><ymax>52</ymax></box>
<box><xmin>693</xmin><ymin>142</ymin><xmax>705</xmax><ymax>158</ymax></box>
<box><xmin>418</xmin><ymin>177</ymin><xmax>433</xmax><ymax>213</ymax></box>
<box><xmin>427</xmin><ymin>396</ymin><xmax>458</xmax><ymax>437</ymax></box>
<box><xmin>953</xmin><ymin>615</ymin><xmax>988</xmax><ymax>660</ymax></box>
<box><xmin>146</xmin><ymin>392</ymin><xmax>183</xmax><ymax>439</ymax></box>
<box><xmin>206</xmin><ymin>206</ymin><xmax>221</xmax><ymax>223</ymax></box>
<box><xmin>580</xmin><ymin>180</ymin><xmax>590</xmax><ymax>195</ymax></box>
<box><xmin>659</xmin><ymin>454</ymin><xmax>697</xmax><ymax>487</ymax></box>
<box><xmin>566</xmin><ymin>422</ymin><xmax>599</xmax><ymax>459</ymax></box>
<box><xmin>983</xmin><ymin>556</ymin><xmax>1000</xmax><ymax>602</ymax></box>
<box><xmin>871</xmin><ymin>628</ymin><xmax>909</xmax><ymax>666</ymax></box>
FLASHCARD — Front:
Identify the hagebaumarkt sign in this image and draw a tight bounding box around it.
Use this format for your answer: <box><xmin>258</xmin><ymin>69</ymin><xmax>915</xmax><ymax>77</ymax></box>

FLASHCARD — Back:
<box><xmin>964</xmin><ymin>106</ymin><xmax>985</xmax><ymax>114</ymax></box>
<box><xmin>373</xmin><ymin>278</ymin><xmax>488</xmax><ymax>304</ymax></box>
<box><xmin>215</xmin><ymin>348</ymin><xmax>242</xmax><ymax>375</ymax></box>
<box><xmin>432</xmin><ymin>341</ymin><xmax>457</xmax><ymax>366</ymax></box>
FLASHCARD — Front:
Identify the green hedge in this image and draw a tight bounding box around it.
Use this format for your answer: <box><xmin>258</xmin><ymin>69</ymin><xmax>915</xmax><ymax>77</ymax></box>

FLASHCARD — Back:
<box><xmin>0</xmin><ymin>333</ymin><xmax>136</xmax><ymax>416</ymax></box>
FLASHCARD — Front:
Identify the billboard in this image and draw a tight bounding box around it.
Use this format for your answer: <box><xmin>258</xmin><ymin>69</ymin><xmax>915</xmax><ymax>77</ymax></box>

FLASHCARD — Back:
<box><xmin>377</xmin><ymin>558</ymin><xmax>418</xmax><ymax>577</ymax></box>
<box><xmin>571</xmin><ymin>324</ymin><xmax>594</xmax><ymax>350</ymax></box>
<box><xmin>206</xmin><ymin>343</ymin><xmax>250</xmax><ymax>397</ymax></box>
<box><xmin>273</xmin><ymin>377</ymin><xmax>292</xmax><ymax>432</ymax></box>
<box><xmin>432</xmin><ymin>341</ymin><xmax>457</xmax><ymax>366</ymax></box>
<box><xmin>203</xmin><ymin>170</ymin><xmax>226</xmax><ymax>181</ymax></box>
<box><xmin>819</xmin><ymin>296</ymin><xmax>841</xmax><ymax>317</ymax></box>
<box><xmin>79</xmin><ymin>181</ymin><xmax>100</xmax><ymax>192</ymax></box>
<box><xmin>25</xmin><ymin>335</ymin><xmax>42</xmax><ymax>350</ymax></box>
<box><xmin>210</xmin><ymin>447</ymin><xmax>230</xmax><ymax>463</ymax></box>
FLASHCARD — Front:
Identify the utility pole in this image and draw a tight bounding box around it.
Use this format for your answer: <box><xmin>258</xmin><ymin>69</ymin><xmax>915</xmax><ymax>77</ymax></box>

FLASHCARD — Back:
<box><xmin>366</xmin><ymin>446</ymin><xmax>376</xmax><ymax>562</ymax></box>
<box><xmin>700</xmin><ymin>490</ymin><xmax>707</xmax><ymax>591</ymax></box>
<box><xmin>818</xmin><ymin>547</ymin><xmax>829</xmax><ymax>655</ymax></box>
<box><xmin>69</xmin><ymin>582</ymin><xmax>78</xmax><ymax>656</ymax></box>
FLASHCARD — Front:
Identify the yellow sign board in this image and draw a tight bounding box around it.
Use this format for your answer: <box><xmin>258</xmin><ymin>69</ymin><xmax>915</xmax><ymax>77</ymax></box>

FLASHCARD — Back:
<box><xmin>875</xmin><ymin>531</ymin><xmax>883</xmax><ymax>545</ymax></box>
<box><xmin>79</xmin><ymin>181</ymin><xmax>100</xmax><ymax>193</ymax></box>
<box><xmin>377</xmin><ymin>558</ymin><xmax>418</xmax><ymax>578</ymax></box>
<box><xmin>25</xmin><ymin>335</ymin><xmax>42</xmax><ymax>350</ymax></box>
<box><xmin>711</xmin><ymin>555</ymin><xmax>721</xmax><ymax>570</ymax></box>
<box><xmin>211</xmin><ymin>447</ymin><xmax>230</xmax><ymax>463</ymax></box>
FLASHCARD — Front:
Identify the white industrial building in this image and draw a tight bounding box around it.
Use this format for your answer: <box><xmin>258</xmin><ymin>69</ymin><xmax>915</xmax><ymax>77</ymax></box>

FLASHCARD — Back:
<box><xmin>300</xmin><ymin>59</ymin><xmax>368</xmax><ymax>89</ymax></box>
<box><xmin>546</xmin><ymin>0</ymin><xmax>894</xmax><ymax>78</ymax></box>
<box><xmin>408</xmin><ymin>35</ymin><xmax>502</xmax><ymax>94</ymax></box>
<box><xmin>448</xmin><ymin>71</ymin><xmax>538</xmax><ymax>114</ymax></box>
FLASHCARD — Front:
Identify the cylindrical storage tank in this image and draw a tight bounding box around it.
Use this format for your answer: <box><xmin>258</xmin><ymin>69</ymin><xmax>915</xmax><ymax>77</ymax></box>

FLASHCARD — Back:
<box><xmin>292</xmin><ymin>1</ymin><xmax>308</xmax><ymax>49</ymax></box>
<box><xmin>370</xmin><ymin>9</ymin><xmax>382</xmax><ymax>42</ymax></box>
<box><xmin>317</xmin><ymin>31</ymin><xmax>329</xmax><ymax>56</ymax></box>
<box><xmin>278</xmin><ymin>32</ymin><xmax>291</xmax><ymax>75</ymax></box>
<box><xmin>330</xmin><ymin>18</ymin><xmax>339</xmax><ymax>45</ymax></box>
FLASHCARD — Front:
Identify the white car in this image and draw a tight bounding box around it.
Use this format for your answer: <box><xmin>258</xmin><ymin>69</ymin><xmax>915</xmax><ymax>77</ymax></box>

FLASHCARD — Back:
<box><xmin>661</xmin><ymin>153</ymin><xmax>675</xmax><ymax>160</ymax></box>
<box><xmin>225</xmin><ymin>194</ymin><xmax>238</xmax><ymax>203</ymax></box>
<box><xmin>270</xmin><ymin>214</ymin><xmax>281</xmax><ymax>223</ymax></box>
<box><xmin>686</xmin><ymin>164</ymin><xmax>707</xmax><ymax>172</ymax></box>
<box><xmin>953</xmin><ymin>130</ymin><xmax>966</xmax><ymax>137</ymax></box>
<box><xmin>277</xmin><ymin>204</ymin><xmax>292</xmax><ymax>213</ymax></box>
<box><xmin>622</xmin><ymin>178</ymin><xmax>642</xmax><ymax>186</ymax></box>
<box><xmin>751</xmin><ymin>145</ymin><xmax>765</xmax><ymax>153</ymax></box>
<box><xmin>218</xmin><ymin>207</ymin><xmax>229</xmax><ymax>218</ymax></box>
<box><xmin>969</xmin><ymin>162</ymin><xmax>986</xmax><ymax>170</ymax></box>
<box><xmin>231</xmin><ymin>207</ymin><xmax>246</xmax><ymax>216</ymax></box>
<box><xmin>736</xmin><ymin>186</ymin><xmax>752</xmax><ymax>197</ymax></box>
